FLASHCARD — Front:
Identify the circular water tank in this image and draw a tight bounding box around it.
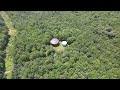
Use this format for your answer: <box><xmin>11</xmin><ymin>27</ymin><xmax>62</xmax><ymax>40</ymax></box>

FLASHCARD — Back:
<box><xmin>62</xmin><ymin>41</ymin><xmax>67</xmax><ymax>46</ymax></box>
<box><xmin>50</xmin><ymin>38</ymin><xmax>59</xmax><ymax>45</ymax></box>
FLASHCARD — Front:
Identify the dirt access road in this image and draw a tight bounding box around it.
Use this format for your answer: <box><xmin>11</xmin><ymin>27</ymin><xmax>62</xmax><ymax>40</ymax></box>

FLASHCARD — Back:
<box><xmin>0</xmin><ymin>11</ymin><xmax>16</xmax><ymax>79</ymax></box>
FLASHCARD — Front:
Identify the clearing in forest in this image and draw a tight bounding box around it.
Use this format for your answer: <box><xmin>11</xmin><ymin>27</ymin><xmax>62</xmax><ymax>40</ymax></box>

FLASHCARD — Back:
<box><xmin>53</xmin><ymin>42</ymin><xmax>65</xmax><ymax>52</ymax></box>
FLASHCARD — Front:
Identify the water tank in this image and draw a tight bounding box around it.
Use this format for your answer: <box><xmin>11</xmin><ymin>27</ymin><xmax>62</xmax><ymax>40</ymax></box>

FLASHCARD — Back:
<box><xmin>62</xmin><ymin>41</ymin><xmax>67</xmax><ymax>46</ymax></box>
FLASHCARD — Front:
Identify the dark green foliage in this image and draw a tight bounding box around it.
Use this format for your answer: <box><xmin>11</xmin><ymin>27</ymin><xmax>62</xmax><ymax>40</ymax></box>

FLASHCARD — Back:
<box><xmin>6</xmin><ymin>11</ymin><xmax>120</xmax><ymax>79</ymax></box>
<box><xmin>0</xmin><ymin>15</ymin><xmax>9</xmax><ymax>79</ymax></box>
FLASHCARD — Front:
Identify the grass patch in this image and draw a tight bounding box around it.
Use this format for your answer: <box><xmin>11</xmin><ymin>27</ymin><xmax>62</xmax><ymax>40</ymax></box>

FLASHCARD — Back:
<box><xmin>53</xmin><ymin>42</ymin><xmax>65</xmax><ymax>52</ymax></box>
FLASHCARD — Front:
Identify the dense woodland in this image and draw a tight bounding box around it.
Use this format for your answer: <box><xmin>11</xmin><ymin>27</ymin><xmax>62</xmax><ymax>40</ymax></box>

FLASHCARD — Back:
<box><xmin>0</xmin><ymin>11</ymin><xmax>120</xmax><ymax>79</ymax></box>
<box><xmin>0</xmin><ymin>15</ymin><xmax>9</xmax><ymax>78</ymax></box>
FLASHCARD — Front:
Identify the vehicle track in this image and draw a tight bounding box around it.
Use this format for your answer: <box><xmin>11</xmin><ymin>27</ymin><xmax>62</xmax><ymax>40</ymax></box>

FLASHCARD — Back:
<box><xmin>0</xmin><ymin>11</ymin><xmax>16</xmax><ymax>79</ymax></box>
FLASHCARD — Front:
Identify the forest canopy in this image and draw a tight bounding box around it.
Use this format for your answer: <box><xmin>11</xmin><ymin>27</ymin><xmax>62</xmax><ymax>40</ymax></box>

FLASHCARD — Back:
<box><xmin>0</xmin><ymin>15</ymin><xmax>9</xmax><ymax>79</ymax></box>
<box><xmin>0</xmin><ymin>11</ymin><xmax>120</xmax><ymax>79</ymax></box>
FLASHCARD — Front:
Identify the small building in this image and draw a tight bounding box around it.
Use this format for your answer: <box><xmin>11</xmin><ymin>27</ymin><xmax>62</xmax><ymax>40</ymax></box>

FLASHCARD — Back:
<box><xmin>62</xmin><ymin>41</ymin><xmax>67</xmax><ymax>46</ymax></box>
<box><xmin>50</xmin><ymin>38</ymin><xmax>59</xmax><ymax>47</ymax></box>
